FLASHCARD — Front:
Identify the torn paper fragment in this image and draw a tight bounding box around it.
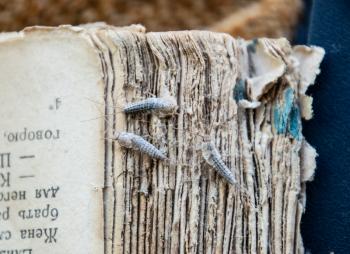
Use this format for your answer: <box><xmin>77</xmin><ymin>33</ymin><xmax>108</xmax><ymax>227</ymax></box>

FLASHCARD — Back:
<box><xmin>293</xmin><ymin>45</ymin><xmax>325</xmax><ymax>94</ymax></box>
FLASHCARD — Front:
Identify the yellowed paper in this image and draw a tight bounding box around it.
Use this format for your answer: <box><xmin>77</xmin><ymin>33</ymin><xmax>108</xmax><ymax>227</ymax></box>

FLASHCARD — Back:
<box><xmin>0</xmin><ymin>28</ymin><xmax>105</xmax><ymax>254</ymax></box>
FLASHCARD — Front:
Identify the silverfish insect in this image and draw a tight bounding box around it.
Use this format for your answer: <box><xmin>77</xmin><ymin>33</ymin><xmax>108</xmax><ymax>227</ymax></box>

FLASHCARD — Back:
<box><xmin>123</xmin><ymin>96</ymin><xmax>177</xmax><ymax>116</ymax></box>
<box><xmin>115</xmin><ymin>132</ymin><xmax>167</xmax><ymax>160</ymax></box>
<box><xmin>202</xmin><ymin>141</ymin><xmax>236</xmax><ymax>185</ymax></box>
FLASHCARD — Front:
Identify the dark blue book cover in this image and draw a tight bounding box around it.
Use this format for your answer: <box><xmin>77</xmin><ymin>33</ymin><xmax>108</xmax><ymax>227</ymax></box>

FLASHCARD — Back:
<box><xmin>300</xmin><ymin>1</ymin><xmax>350</xmax><ymax>253</ymax></box>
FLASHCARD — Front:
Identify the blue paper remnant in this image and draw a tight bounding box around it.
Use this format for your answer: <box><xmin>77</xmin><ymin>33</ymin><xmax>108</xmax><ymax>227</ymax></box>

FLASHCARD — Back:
<box><xmin>233</xmin><ymin>78</ymin><xmax>246</xmax><ymax>102</ymax></box>
<box><xmin>288</xmin><ymin>104</ymin><xmax>301</xmax><ymax>140</ymax></box>
<box><xmin>273</xmin><ymin>87</ymin><xmax>301</xmax><ymax>139</ymax></box>
<box><xmin>247</xmin><ymin>38</ymin><xmax>258</xmax><ymax>53</ymax></box>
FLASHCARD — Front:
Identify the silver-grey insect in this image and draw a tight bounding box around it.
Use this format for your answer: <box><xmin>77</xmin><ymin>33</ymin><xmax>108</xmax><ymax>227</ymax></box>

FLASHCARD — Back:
<box><xmin>115</xmin><ymin>132</ymin><xmax>167</xmax><ymax>160</ymax></box>
<box><xmin>202</xmin><ymin>141</ymin><xmax>236</xmax><ymax>185</ymax></box>
<box><xmin>123</xmin><ymin>96</ymin><xmax>177</xmax><ymax>116</ymax></box>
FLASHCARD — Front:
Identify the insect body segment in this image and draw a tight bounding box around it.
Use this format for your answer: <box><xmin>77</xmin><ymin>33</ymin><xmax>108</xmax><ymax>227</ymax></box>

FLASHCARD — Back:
<box><xmin>115</xmin><ymin>132</ymin><xmax>167</xmax><ymax>160</ymax></box>
<box><xmin>123</xmin><ymin>97</ymin><xmax>177</xmax><ymax>116</ymax></box>
<box><xmin>202</xmin><ymin>142</ymin><xmax>236</xmax><ymax>185</ymax></box>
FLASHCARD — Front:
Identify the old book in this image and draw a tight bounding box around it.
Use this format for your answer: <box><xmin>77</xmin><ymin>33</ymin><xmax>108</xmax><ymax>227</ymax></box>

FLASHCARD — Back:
<box><xmin>0</xmin><ymin>24</ymin><xmax>324</xmax><ymax>254</ymax></box>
